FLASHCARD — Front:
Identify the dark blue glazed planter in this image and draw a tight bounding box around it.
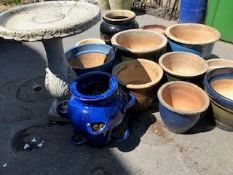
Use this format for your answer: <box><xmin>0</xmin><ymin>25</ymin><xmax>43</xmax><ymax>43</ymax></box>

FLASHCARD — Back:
<box><xmin>65</xmin><ymin>44</ymin><xmax>116</xmax><ymax>76</ymax></box>
<box><xmin>157</xmin><ymin>81</ymin><xmax>210</xmax><ymax>133</ymax></box>
<box><xmin>100</xmin><ymin>10</ymin><xmax>139</xmax><ymax>44</ymax></box>
<box><xmin>68</xmin><ymin>71</ymin><xmax>135</xmax><ymax>146</ymax></box>
<box><xmin>165</xmin><ymin>24</ymin><xmax>220</xmax><ymax>58</ymax></box>
<box><xmin>203</xmin><ymin>68</ymin><xmax>233</xmax><ymax>131</ymax></box>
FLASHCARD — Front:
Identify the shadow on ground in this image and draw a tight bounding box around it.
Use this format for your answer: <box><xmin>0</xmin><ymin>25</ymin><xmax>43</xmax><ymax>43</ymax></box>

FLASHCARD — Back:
<box><xmin>0</xmin><ymin>40</ymin><xmax>133</xmax><ymax>175</ymax></box>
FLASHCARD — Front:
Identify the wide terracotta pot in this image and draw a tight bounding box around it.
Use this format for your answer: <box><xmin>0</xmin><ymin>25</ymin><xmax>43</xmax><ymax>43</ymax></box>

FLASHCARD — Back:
<box><xmin>75</xmin><ymin>38</ymin><xmax>105</xmax><ymax>46</ymax></box>
<box><xmin>100</xmin><ymin>10</ymin><xmax>139</xmax><ymax>44</ymax></box>
<box><xmin>141</xmin><ymin>24</ymin><xmax>167</xmax><ymax>35</ymax></box>
<box><xmin>159</xmin><ymin>51</ymin><xmax>208</xmax><ymax>85</ymax></box>
<box><xmin>203</xmin><ymin>68</ymin><xmax>233</xmax><ymax>131</ymax></box>
<box><xmin>158</xmin><ymin>81</ymin><xmax>210</xmax><ymax>133</ymax></box>
<box><xmin>112</xmin><ymin>59</ymin><xmax>163</xmax><ymax>112</ymax></box>
<box><xmin>207</xmin><ymin>59</ymin><xmax>233</xmax><ymax>72</ymax></box>
<box><xmin>111</xmin><ymin>29</ymin><xmax>168</xmax><ymax>61</ymax></box>
<box><xmin>165</xmin><ymin>23</ymin><xmax>220</xmax><ymax>58</ymax></box>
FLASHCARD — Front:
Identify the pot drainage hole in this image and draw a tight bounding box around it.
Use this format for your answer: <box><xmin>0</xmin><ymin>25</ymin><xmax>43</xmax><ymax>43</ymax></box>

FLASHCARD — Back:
<box><xmin>91</xmin><ymin>123</ymin><xmax>105</xmax><ymax>132</ymax></box>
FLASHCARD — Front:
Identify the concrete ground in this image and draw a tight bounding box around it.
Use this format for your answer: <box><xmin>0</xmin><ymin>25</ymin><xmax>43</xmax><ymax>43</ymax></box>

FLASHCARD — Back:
<box><xmin>0</xmin><ymin>13</ymin><xmax>233</xmax><ymax>175</ymax></box>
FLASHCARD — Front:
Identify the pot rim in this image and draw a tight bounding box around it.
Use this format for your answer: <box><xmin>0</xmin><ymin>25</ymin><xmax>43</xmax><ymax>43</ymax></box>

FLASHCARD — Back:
<box><xmin>65</xmin><ymin>44</ymin><xmax>115</xmax><ymax>71</ymax></box>
<box><xmin>159</xmin><ymin>51</ymin><xmax>208</xmax><ymax>78</ymax></box>
<box><xmin>157</xmin><ymin>81</ymin><xmax>210</xmax><ymax>115</ymax></box>
<box><xmin>70</xmin><ymin>71</ymin><xmax>118</xmax><ymax>102</ymax></box>
<box><xmin>203</xmin><ymin>67</ymin><xmax>233</xmax><ymax>109</ymax></box>
<box><xmin>111</xmin><ymin>29</ymin><xmax>168</xmax><ymax>54</ymax></box>
<box><xmin>103</xmin><ymin>10</ymin><xmax>136</xmax><ymax>22</ymax></box>
<box><xmin>112</xmin><ymin>59</ymin><xmax>163</xmax><ymax>89</ymax></box>
<box><xmin>141</xmin><ymin>24</ymin><xmax>166</xmax><ymax>34</ymax></box>
<box><xmin>75</xmin><ymin>38</ymin><xmax>105</xmax><ymax>46</ymax></box>
<box><xmin>165</xmin><ymin>23</ymin><xmax>220</xmax><ymax>45</ymax></box>
<box><xmin>206</xmin><ymin>58</ymin><xmax>233</xmax><ymax>72</ymax></box>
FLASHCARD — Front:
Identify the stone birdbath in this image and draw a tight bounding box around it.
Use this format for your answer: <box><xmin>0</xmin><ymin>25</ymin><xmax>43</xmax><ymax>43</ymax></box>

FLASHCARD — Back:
<box><xmin>0</xmin><ymin>1</ymin><xmax>100</xmax><ymax>119</ymax></box>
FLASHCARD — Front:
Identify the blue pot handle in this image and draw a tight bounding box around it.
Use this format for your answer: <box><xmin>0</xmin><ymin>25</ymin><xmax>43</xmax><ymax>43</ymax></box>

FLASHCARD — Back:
<box><xmin>86</xmin><ymin>122</ymin><xmax>108</xmax><ymax>136</ymax></box>
<box><xmin>124</xmin><ymin>93</ymin><xmax>136</xmax><ymax>110</ymax></box>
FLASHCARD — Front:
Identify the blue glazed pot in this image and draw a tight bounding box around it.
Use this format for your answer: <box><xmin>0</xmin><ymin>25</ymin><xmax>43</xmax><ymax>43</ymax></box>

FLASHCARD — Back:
<box><xmin>165</xmin><ymin>24</ymin><xmax>220</xmax><ymax>58</ymax></box>
<box><xmin>68</xmin><ymin>71</ymin><xmax>135</xmax><ymax>146</ymax></box>
<box><xmin>157</xmin><ymin>81</ymin><xmax>210</xmax><ymax>133</ymax></box>
<box><xmin>65</xmin><ymin>44</ymin><xmax>116</xmax><ymax>76</ymax></box>
<box><xmin>203</xmin><ymin>68</ymin><xmax>233</xmax><ymax>131</ymax></box>
<box><xmin>159</xmin><ymin>52</ymin><xmax>208</xmax><ymax>85</ymax></box>
<box><xmin>100</xmin><ymin>10</ymin><xmax>139</xmax><ymax>44</ymax></box>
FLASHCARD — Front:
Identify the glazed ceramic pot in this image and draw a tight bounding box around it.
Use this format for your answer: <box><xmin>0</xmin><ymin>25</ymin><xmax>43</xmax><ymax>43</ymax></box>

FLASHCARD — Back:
<box><xmin>203</xmin><ymin>68</ymin><xmax>233</xmax><ymax>131</ymax></box>
<box><xmin>111</xmin><ymin>29</ymin><xmax>168</xmax><ymax>61</ymax></box>
<box><xmin>159</xmin><ymin>52</ymin><xmax>208</xmax><ymax>85</ymax></box>
<box><xmin>75</xmin><ymin>38</ymin><xmax>105</xmax><ymax>46</ymax></box>
<box><xmin>112</xmin><ymin>59</ymin><xmax>163</xmax><ymax>112</ymax></box>
<box><xmin>109</xmin><ymin>0</ymin><xmax>133</xmax><ymax>10</ymax></box>
<box><xmin>157</xmin><ymin>81</ymin><xmax>210</xmax><ymax>133</ymax></box>
<box><xmin>65</xmin><ymin>44</ymin><xmax>115</xmax><ymax>76</ymax></box>
<box><xmin>165</xmin><ymin>23</ymin><xmax>220</xmax><ymax>58</ymax></box>
<box><xmin>207</xmin><ymin>59</ymin><xmax>233</xmax><ymax>72</ymax></box>
<box><xmin>100</xmin><ymin>10</ymin><xmax>139</xmax><ymax>44</ymax></box>
<box><xmin>141</xmin><ymin>24</ymin><xmax>167</xmax><ymax>35</ymax></box>
<box><xmin>68</xmin><ymin>71</ymin><xmax>135</xmax><ymax>146</ymax></box>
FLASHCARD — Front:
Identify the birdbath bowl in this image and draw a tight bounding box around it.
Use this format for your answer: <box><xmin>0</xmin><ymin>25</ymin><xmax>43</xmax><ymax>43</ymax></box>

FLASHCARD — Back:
<box><xmin>0</xmin><ymin>1</ymin><xmax>100</xmax><ymax>119</ymax></box>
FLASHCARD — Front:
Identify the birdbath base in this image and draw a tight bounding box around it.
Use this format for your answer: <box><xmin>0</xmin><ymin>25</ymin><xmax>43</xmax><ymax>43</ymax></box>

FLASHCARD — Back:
<box><xmin>43</xmin><ymin>38</ymin><xmax>70</xmax><ymax>120</ymax></box>
<box><xmin>0</xmin><ymin>1</ymin><xmax>101</xmax><ymax>121</ymax></box>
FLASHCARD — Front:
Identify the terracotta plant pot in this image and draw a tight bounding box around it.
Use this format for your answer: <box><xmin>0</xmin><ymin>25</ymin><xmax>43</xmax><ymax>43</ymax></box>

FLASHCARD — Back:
<box><xmin>100</xmin><ymin>10</ymin><xmax>139</xmax><ymax>44</ymax></box>
<box><xmin>66</xmin><ymin>44</ymin><xmax>116</xmax><ymax>76</ymax></box>
<box><xmin>112</xmin><ymin>59</ymin><xmax>163</xmax><ymax>112</ymax></box>
<box><xmin>75</xmin><ymin>38</ymin><xmax>105</xmax><ymax>46</ymax></box>
<box><xmin>158</xmin><ymin>81</ymin><xmax>210</xmax><ymax>133</ymax></box>
<box><xmin>109</xmin><ymin>0</ymin><xmax>133</xmax><ymax>10</ymax></box>
<box><xmin>141</xmin><ymin>24</ymin><xmax>167</xmax><ymax>35</ymax></box>
<box><xmin>203</xmin><ymin>68</ymin><xmax>233</xmax><ymax>131</ymax></box>
<box><xmin>207</xmin><ymin>59</ymin><xmax>233</xmax><ymax>72</ymax></box>
<box><xmin>159</xmin><ymin>52</ymin><xmax>208</xmax><ymax>84</ymax></box>
<box><xmin>111</xmin><ymin>29</ymin><xmax>167</xmax><ymax>61</ymax></box>
<box><xmin>165</xmin><ymin>23</ymin><xmax>220</xmax><ymax>58</ymax></box>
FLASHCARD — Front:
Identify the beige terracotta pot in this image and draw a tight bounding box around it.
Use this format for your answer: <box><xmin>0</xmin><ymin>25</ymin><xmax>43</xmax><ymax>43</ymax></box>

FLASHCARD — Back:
<box><xmin>207</xmin><ymin>59</ymin><xmax>233</xmax><ymax>72</ymax></box>
<box><xmin>159</xmin><ymin>52</ymin><xmax>208</xmax><ymax>83</ymax></box>
<box><xmin>157</xmin><ymin>81</ymin><xmax>210</xmax><ymax>133</ymax></box>
<box><xmin>165</xmin><ymin>23</ymin><xmax>220</xmax><ymax>45</ymax></box>
<box><xmin>111</xmin><ymin>29</ymin><xmax>167</xmax><ymax>61</ymax></box>
<box><xmin>141</xmin><ymin>24</ymin><xmax>167</xmax><ymax>35</ymax></box>
<box><xmin>75</xmin><ymin>38</ymin><xmax>105</xmax><ymax>46</ymax></box>
<box><xmin>165</xmin><ymin>23</ymin><xmax>220</xmax><ymax>58</ymax></box>
<box><xmin>109</xmin><ymin>0</ymin><xmax>133</xmax><ymax>10</ymax></box>
<box><xmin>112</xmin><ymin>59</ymin><xmax>163</xmax><ymax>112</ymax></box>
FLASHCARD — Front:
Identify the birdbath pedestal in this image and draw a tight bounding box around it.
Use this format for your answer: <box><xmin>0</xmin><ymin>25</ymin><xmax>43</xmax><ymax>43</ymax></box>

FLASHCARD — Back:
<box><xmin>0</xmin><ymin>1</ymin><xmax>100</xmax><ymax>119</ymax></box>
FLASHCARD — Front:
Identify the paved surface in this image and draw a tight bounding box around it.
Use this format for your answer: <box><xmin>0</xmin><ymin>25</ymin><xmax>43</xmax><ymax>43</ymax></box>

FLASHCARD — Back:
<box><xmin>0</xmin><ymin>13</ymin><xmax>233</xmax><ymax>175</ymax></box>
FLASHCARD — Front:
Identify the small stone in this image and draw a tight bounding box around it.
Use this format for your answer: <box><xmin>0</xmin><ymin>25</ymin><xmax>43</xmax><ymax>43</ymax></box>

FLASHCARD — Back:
<box><xmin>31</xmin><ymin>137</ymin><xmax>36</xmax><ymax>143</ymax></box>
<box><xmin>37</xmin><ymin>141</ymin><xmax>44</xmax><ymax>148</ymax></box>
<box><xmin>24</xmin><ymin>143</ymin><xmax>30</xmax><ymax>150</ymax></box>
<box><xmin>2</xmin><ymin>163</ymin><xmax>7</xmax><ymax>168</ymax></box>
